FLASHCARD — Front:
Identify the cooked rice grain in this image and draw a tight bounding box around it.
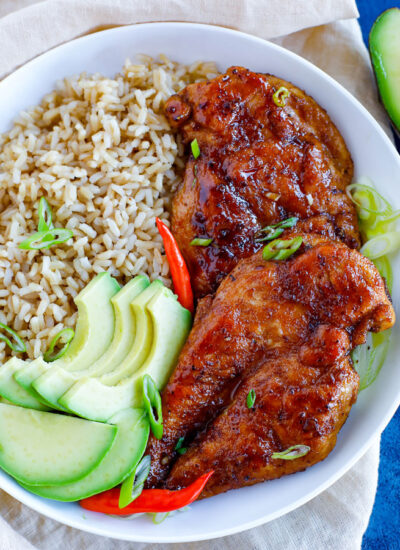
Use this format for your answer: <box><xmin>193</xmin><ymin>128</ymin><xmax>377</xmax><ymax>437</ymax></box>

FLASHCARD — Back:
<box><xmin>0</xmin><ymin>55</ymin><xmax>218</xmax><ymax>362</ymax></box>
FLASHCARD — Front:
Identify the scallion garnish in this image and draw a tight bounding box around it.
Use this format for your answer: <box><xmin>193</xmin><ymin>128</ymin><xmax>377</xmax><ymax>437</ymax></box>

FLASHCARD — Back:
<box><xmin>119</xmin><ymin>455</ymin><xmax>151</xmax><ymax>509</ymax></box>
<box><xmin>0</xmin><ymin>323</ymin><xmax>26</xmax><ymax>353</ymax></box>
<box><xmin>191</xmin><ymin>138</ymin><xmax>200</xmax><ymax>159</ymax></box>
<box><xmin>346</xmin><ymin>182</ymin><xmax>392</xmax><ymax>217</ymax></box>
<box><xmin>246</xmin><ymin>389</ymin><xmax>256</xmax><ymax>408</ymax></box>
<box><xmin>175</xmin><ymin>436</ymin><xmax>187</xmax><ymax>455</ymax></box>
<box><xmin>373</xmin><ymin>255</ymin><xmax>393</xmax><ymax>293</ymax></box>
<box><xmin>19</xmin><ymin>198</ymin><xmax>73</xmax><ymax>251</ymax></box>
<box><xmin>352</xmin><ymin>330</ymin><xmax>391</xmax><ymax>391</ymax></box>
<box><xmin>190</xmin><ymin>237</ymin><xmax>213</xmax><ymax>247</ymax></box>
<box><xmin>43</xmin><ymin>328</ymin><xmax>75</xmax><ymax>362</ymax></box>
<box><xmin>273</xmin><ymin>86</ymin><xmax>290</xmax><ymax>107</ymax></box>
<box><xmin>143</xmin><ymin>374</ymin><xmax>163</xmax><ymax>440</ymax></box>
<box><xmin>19</xmin><ymin>228</ymin><xmax>73</xmax><ymax>250</ymax></box>
<box><xmin>152</xmin><ymin>512</ymin><xmax>171</xmax><ymax>524</ymax></box>
<box><xmin>256</xmin><ymin>217</ymin><xmax>298</xmax><ymax>242</ymax></box>
<box><xmin>271</xmin><ymin>445</ymin><xmax>310</xmax><ymax>460</ymax></box>
<box><xmin>262</xmin><ymin>236</ymin><xmax>303</xmax><ymax>261</ymax></box>
<box><xmin>37</xmin><ymin>197</ymin><xmax>54</xmax><ymax>232</ymax></box>
<box><xmin>360</xmin><ymin>232</ymin><xmax>400</xmax><ymax>260</ymax></box>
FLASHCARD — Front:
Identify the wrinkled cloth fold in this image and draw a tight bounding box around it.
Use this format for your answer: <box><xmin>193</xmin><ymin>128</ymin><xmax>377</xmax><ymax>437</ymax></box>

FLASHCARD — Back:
<box><xmin>0</xmin><ymin>0</ymin><xmax>390</xmax><ymax>549</ymax></box>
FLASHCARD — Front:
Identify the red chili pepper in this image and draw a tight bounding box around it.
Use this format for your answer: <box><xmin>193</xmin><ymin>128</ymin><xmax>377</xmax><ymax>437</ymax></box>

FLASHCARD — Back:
<box><xmin>155</xmin><ymin>217</ymin><xmax>194</xmax><ymax>314</ymax></box>
<box><xmin>80</xmin><ymin>471</ymin><xmax>213</xmax><ymax>515</ymax></box>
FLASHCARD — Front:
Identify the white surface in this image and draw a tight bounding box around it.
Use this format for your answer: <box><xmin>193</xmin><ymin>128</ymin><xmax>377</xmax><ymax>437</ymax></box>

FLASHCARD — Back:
<box><xmin>0</xmin><ymin>21</ymin><xmax>399</xmax><ymax>543</ymax></box>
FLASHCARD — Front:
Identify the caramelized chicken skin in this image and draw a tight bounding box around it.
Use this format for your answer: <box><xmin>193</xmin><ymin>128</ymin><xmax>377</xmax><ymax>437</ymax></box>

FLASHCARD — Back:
<box><xmin>166</xmin><ymin>67</ymin><xmax>359</xmax><ymax>298</ymax></box>
<box><xmin>167</xmin><ymin>354</ymin><xmax>359</xmax><ymax>496</ymax></box>
<box><xmin>146</xmin><ymin>234</ymin><xmax>395</xmax><ymax>488</ymax></box>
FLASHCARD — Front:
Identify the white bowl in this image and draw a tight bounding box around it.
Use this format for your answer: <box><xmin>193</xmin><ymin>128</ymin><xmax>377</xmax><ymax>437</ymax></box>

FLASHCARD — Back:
<box><xmin>0</xmin><ymin>22</ymin><xmax>399</xmax><ymax>543</ymax></box>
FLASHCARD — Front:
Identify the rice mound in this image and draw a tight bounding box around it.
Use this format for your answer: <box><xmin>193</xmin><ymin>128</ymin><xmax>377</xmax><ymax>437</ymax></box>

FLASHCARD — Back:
<box><xmin>0</xmin><ymin>55</ymin><xmax>218</xmax><ymax>362</ymax></box>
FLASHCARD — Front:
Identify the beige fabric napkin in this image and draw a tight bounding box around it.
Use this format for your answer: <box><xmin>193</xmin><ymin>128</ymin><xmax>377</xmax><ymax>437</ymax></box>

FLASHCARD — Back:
<box><xmin>0</xmin><ymin>1</ymin><xmax>391</xmax><ymax>549</ymax></box>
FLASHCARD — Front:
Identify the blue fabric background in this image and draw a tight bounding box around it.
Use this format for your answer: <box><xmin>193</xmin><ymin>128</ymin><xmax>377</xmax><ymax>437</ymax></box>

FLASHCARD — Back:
<box><xmin>356</xmin><ymin>1</ymin><xmax>400</xmax><ymax>548</ymax></box>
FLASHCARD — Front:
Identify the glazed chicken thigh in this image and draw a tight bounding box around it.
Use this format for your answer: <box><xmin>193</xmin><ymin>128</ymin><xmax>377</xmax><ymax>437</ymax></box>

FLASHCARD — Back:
<box><xmin>146</xmin><ymin>234</ymin><xmax>395</xmax><ymax>490</ymax></box>
<box><xmin>167</xmin><ymin>354</ymin><xmax>358</xmax><ymax>497</ymax></box>
<box><xmin>166</xmin><ymin>67</ymin><xmax>360</xmax><ymax>298</ymax></box>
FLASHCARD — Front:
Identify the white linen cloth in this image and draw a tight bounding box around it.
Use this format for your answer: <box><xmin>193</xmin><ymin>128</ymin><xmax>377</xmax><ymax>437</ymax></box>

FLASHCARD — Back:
<box><xmin>0</xmin><ymin>1</ymin><xmax>391</xmax><ymax>548</ymax></box>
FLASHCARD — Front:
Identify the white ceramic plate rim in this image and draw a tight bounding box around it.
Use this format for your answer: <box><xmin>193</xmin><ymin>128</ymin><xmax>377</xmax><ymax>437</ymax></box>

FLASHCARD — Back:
<box><xmin>0</xmin><ymin>21</ymin><xmax>399</xmax><ymax>543</ymax></box>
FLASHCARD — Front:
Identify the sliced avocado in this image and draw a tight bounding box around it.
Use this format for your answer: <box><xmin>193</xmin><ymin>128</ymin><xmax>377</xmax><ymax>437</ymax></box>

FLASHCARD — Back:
<box><xmin>58</xmin><ymin>280</ymin><xmax>162</xmax><ymax>416</ymax></box>
<box><xmin>370</xmin><ymin>8</ymin><xmax>400</xmax><ymax>134</ymax></box>
<box><xmin>20</xmin><ymin>408</ymin><xmax>149</xmax><ymax>501</ymax></box>
<box><xmin>61</xmin><ymin>285</ymin><xmax>191</xmax><ymax>422</ymax></box>
<box><xmin>0</xmin><ymin>402</ymin><xmax>117</xmax><ymax>486</ymax></box>
<box><xmin>94</xmin><ymin>280</ymin><xmax>163</xmax><ymax>386</ymax></box>
<box><xmin>0</xmin><ymin>358</ymin><xmax>50</xmax><ymax>411</ymax></box>
<box><xmin>15</xmin><ymin>272</ymin><xmax>120</xmax><ymax>411</ymax></box>
<box><xmin>29</xmin><ymin>276</ymin><xmax>149</xmax><ymax>410</ymax></box>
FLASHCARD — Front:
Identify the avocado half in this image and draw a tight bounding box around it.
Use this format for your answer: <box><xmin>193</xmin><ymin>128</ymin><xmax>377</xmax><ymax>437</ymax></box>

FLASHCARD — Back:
<box><xmin>369</xmin><ymin>8</ymin><xmax>400</xmax><ymax>136</ymax></box>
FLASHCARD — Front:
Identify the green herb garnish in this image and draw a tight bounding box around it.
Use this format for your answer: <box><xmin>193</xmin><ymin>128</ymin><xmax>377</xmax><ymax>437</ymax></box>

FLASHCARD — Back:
<box><xmin>152</xmin><ymin>512</ymin><xmax>171</xmax><ymax>524</ymax></box>
<box><xmin>246</xmin><ymin>389</ymin><xmax>256</xmax><ymax>408</ymax></box>
<box><xmin>191</xmin><ymin>138</ymin><xmax>200</xmax><ymax>159</ymax></box>
<box><xmin>190</xmin><ymin>237</ymin><xmax>213</xmax><ymax>247</ymax></box>
<box><xmin>19</xmin><ymin>228</ymin><xmax>74</xmax><ymax>250</ymax></box>
<box><xmin>119</xmin><ymin>455</ymin><xmax>151</xmax><ymax>509</ymax></box>
<box><xmin>37</xmin><ymin>197</ymin><xmax>54</xmax><ymax>232</ymax></box>
<box><xmin>43</xmin><ymin>328</ymin><xmax>75</xmax><ymax>362</ymax></box>
<box><xmin>0</xmin><ymin>323</ymin><xmax>26</xmax><ymax>353</ymax></box>
<box><xmin>175</xmin><ymin>436</ymin><xmax>187</xmax><ymax>455</ymax></box>
<box><xmin>273</xmin><ymin>86</ymin><xmax>290</xmax><ymax>107</ymax></box>
<box><xmin>271</xmin><ymin>445</ymin><xmax>310</xmax><ymax>460</ymax></box>
<box><xmin>143</xmin><ymin>374</ymin><xmax>163</xmax><ymax>440</ymax></box>
<box><xmin>262</xmin><ymin>236</ymin><xmax>303</xmax><ymax>261</ymax></box>
<box><xmin>19</xmin><ymin>198</ymin><xmax>73</xmax><ymax>251</ymax></box>
<box><xmin>256</xmin><ymin>217</ymin><xmax>298</xmax><ymax>242</ymax></box>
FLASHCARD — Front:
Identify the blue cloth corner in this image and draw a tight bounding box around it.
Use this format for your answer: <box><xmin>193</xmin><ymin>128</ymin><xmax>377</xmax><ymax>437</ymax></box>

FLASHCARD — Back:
<box><xmin>356</xmin><ymin>1</ymin><xmax>400</xmax><ymax>548</ymax></box>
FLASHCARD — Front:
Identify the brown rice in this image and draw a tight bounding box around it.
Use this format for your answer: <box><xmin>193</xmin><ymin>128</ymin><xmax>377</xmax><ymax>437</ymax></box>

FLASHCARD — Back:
<box><xmin>0</xmin><ymin>55</ymin><xmax>218</xmax><ymax>362</ymax></box>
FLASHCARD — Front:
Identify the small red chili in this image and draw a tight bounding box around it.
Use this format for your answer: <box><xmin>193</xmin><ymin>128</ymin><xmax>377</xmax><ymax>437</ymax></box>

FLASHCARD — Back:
<box><xmin>80</xmin><ymin>471</ymin><xmax>213</xmax><ymax>514</ymax></box>
<box><xmin>155</xmin><ymin>218</ymin><xmax>194</xmax><ymax>314</ymax></box>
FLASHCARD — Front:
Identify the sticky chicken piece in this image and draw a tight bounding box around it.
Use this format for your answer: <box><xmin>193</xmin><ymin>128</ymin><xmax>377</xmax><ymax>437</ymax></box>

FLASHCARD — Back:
<box><xmin>146</xmin><ymin>234</ymin><xmax>394</xmax><ymax>487</ymax></box>
<box><xmin>166</xmin><ymin>67</ymin><xmax>359</xmax><ymax>298</ymax></box>
<box><xmin>166</xmin><ymin>354</ymin><xmax>359</xmax><ymax>496</ymax></box>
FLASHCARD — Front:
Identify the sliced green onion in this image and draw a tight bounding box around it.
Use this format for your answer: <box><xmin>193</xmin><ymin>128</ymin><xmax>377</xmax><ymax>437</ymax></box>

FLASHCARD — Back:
<box><xmin>346</xmin><ymin>183</ymin><xmax>392</xmax><ymax>216</ymax></box>
<box><xmin>256</xmin><ymin>217</ymin><xmax>298</xmax><ymax>242</ymax></box>
<box><xmin>143</xmin><ymin>374</ymin><xmax>163</xmax><ymax>440</ymax></box>
<box><xmin>273</xmin><ymin>86</ymin><xmax>290</xmax><ymax>107</ymax></box>
<box><xmin>360</xmin><ymin>232</ymin><xmax>400</xmax><ymax>260</ymax></box>
<box><xmin>43</xmin><ymin>328</ymin><xmax>75</xmax><ymax>362</ymax></box>
<box><xmin>119</xmin><ymin>455</ymin><xmax>151</xmax><ymax>509</ymax></box>
<box><xmin>0</xmin><ymin>323</ymin><xmax>26</xmax><ymax>353</ymax></box>
<box><xmin>373</xmin><ymin>255</ymin><xmax>393</xmax><ymax>293</ymax></box>
<box><xmin>271</xmin><ymin>445</ymin><xmax>310</xmax><ymax>460</ymax></box>
<box><xmin>175</xmin><ymin>436</ymin><xmax>187</xmax><ymax>455</ymax></box>
<box><xmin>263</xmin><ymin>236</ymin><xmax>303</xmax><ymax>261</ymax></box>
<box><xmin>352</xmin><ymin>330</ymin><xmax>391</xmax><ymax>391</ymax></box>
<box><xmin>191</xmin><ymin>138</ymin><xmax>200</xmax><ymax>159</ymax></box>
<box><xmin>37</xmin><ymin>197</ymin><xmax>54</xmax><ymax>232</ymax></box>
<box><xmin>190</xmin><ymin>237</ymin><xmax>213</xmax><ymax>247</ymax></box>
<box><xmin>246</xmin><ymin>389</ymin><xmax>256</xmax><ymax>408</ymax></box>
<box><xmin>19</xmin><ymin>228</ymin><xmax>74</xmax><ymax>250</ymax></box>
<box><xmin>152</xmin><ymin>512</ymin><xmax>171</xmax><ymax>524</ymax></box>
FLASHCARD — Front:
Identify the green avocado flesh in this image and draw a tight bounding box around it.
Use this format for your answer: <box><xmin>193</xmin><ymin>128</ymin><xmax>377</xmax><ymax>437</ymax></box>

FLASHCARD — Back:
<box><xmin>91</xmin><ymin>280</ymin><xmax>163</xmax><ymax>387</ymax></box>
<box><xmin>60</xmin><ymin>285</ymin><xmax>192</xmax><ymax>422</ymax></box>
<box><xmin>370</xmin><ymin>8</ymin><xmax>400</xmax><ymax>133</ymax></box>
<box><xmin>30</xmin><ymin>276</ymin><xmax>149</xmax><ymax>411</ymax></box>
<box><xmin>20</xmin><ymin>408</ymin><xmax>149</xmax><ymax>501</ymax></box>
<box><xmin>0</xmin><ymin>358</ymin><xmax>50</xmax><ymax>411</ymax></box>
<box><xmin>13</xmin><ymin>272</ymin><xmax>120</xmax><ymax>411</ymax></box>
<box><xmin>0</xmin><ymin>403</ymin><xmax>117</xmax><ymax>486</ymax></box>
